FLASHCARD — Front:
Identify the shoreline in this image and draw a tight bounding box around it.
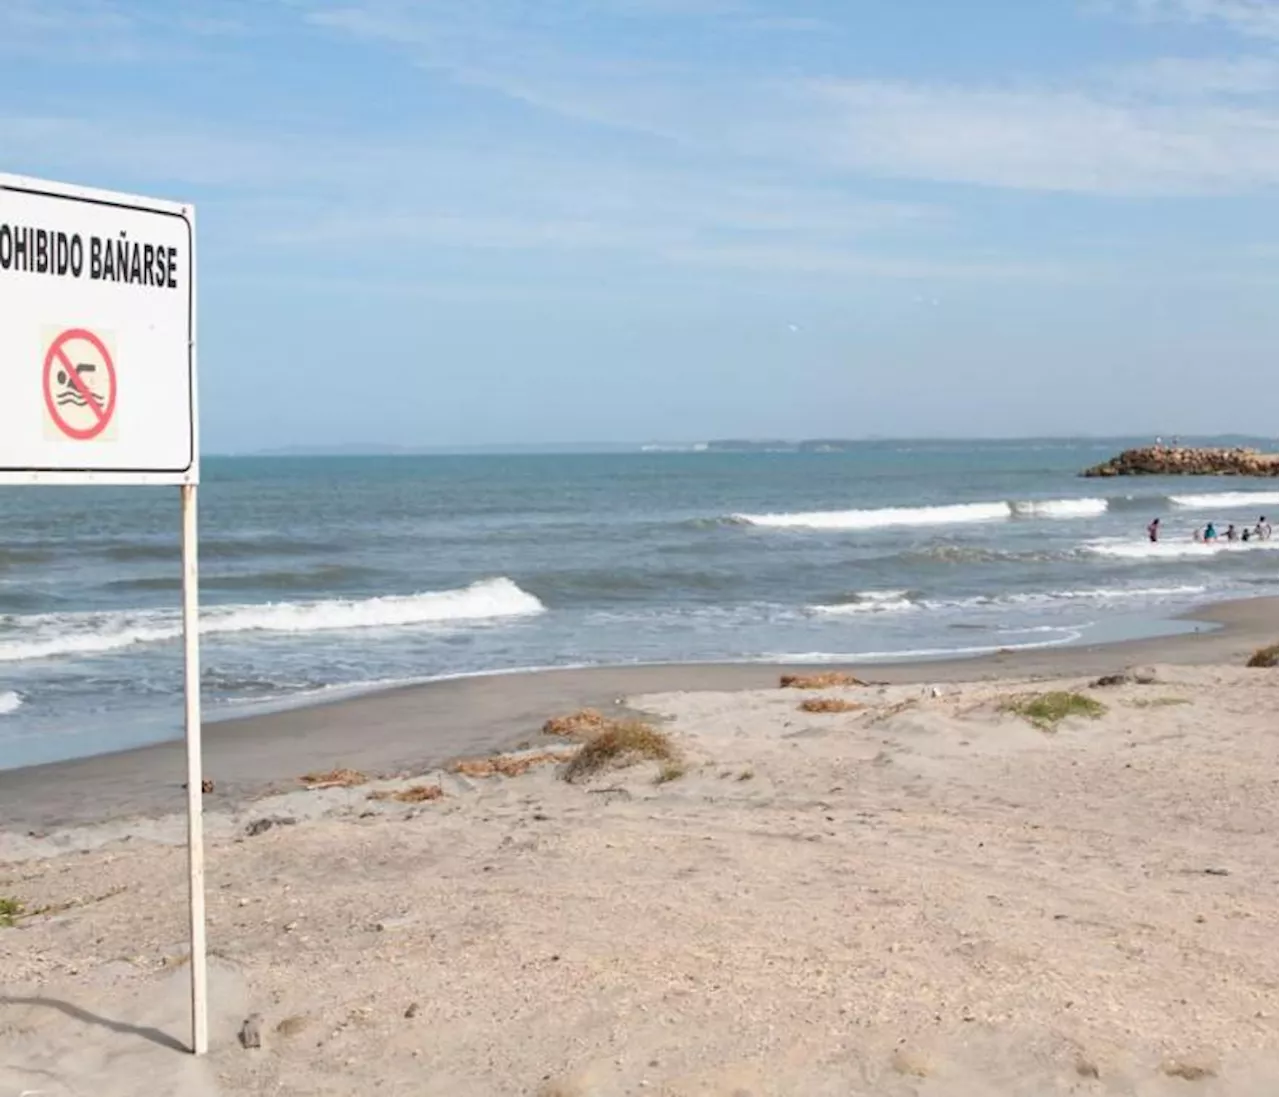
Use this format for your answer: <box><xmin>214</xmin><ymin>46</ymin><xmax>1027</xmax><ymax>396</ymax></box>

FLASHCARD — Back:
<box><xmin>1</xmin><ymin>594</ymin><xmax>1274</xmax><ymax>834</ymax></box>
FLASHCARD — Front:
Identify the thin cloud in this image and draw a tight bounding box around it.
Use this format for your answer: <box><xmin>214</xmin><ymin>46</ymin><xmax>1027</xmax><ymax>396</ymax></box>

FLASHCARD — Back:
<box><xmin>1105</xmin><ymin>0</ymin><xmax>1280</xmax><ymax>38</ymax></box>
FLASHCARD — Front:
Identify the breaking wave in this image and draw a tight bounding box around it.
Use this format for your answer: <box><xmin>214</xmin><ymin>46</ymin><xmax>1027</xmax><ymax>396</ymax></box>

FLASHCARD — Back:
<box><xmin>1168</xmin><ymin>491</ymin><xmax>1279</xmax><ymax>511</ymax></box>
<box><xmin>0</xmin><ymin>578</ymin><xmax>544</xmax><ymax>663</ymax></box>
<box><xmin>811</xmin><ymin>584</ymin><xmax>1207</xmax><ymax>616</ymax></box>
<box><xmin>0</xmin><ymin>690</ymin><xmax>22</xmax><ymax>715</ymax></box>
<box><xmin>729</xmin><ymin>490</ymin><xmax>1277</xmax><ymax>532</ymax></box>
<box><xmin>1010</xmin><ymin>498</ymin><xmax>1108</xmax><ymax>519</ymax></box>
<box><xmin>733</xmin><ymin>502</ymin><xmax>1011</xmax><ymax>530</ymax></box>
<box><xmin>1082</xmin><ymin>539</ymin><xmax>1280</xmax><ymax>560</ymax></box>
<box><xmin>735</xmin><ymin>496</ymin><xmax>1118</xmax><ymax>530</ymax></box>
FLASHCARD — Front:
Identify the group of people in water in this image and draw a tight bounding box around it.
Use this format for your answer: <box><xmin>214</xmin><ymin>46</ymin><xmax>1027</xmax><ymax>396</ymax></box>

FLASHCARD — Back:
<box><xmin>1146</xmin><ymin>515</ymin><xmax>1272</xmax><ymax>543</ymax></box>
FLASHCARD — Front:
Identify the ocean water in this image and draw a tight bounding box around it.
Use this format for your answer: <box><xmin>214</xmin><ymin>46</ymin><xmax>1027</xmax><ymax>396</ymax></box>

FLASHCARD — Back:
<box><xmin>1</xmin><ymin>438</ymin><xmax>1277</xmax><ymax>769</ymax></box>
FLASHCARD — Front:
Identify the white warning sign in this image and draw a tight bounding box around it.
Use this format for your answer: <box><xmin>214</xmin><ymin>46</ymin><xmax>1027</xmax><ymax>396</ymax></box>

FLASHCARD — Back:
<box><xmin>0</xmin><ymin>173</ymin><xmax>197</xmax><ymax>485</ymax></box>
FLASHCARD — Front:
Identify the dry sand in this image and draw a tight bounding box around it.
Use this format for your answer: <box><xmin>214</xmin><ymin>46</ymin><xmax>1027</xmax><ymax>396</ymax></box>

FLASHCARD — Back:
<box><xmin>0</xmin><ymin>604</ymin><xmax>1277</xmax><ymax>1095</ymax></box>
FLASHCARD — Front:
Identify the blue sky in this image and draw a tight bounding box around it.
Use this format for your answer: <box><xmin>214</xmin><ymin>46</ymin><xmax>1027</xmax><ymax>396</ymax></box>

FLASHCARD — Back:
<box><xmin>3</xmin><ymin>0</ymin><xmax>1276</xmax><ymax>449</ymax></box>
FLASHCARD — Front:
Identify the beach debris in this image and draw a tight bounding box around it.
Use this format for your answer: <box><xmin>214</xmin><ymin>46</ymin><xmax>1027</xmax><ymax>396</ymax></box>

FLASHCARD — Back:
<box><xmin>404</xmin><ymin>1002</ymin><xmax>420</xmax><ymax>1019</ymax></box>
<box><xmin>275</xmin><ymin>1014</ymin><xmax>311</xmax><ymax>1037</ymax></box>
<box><xmin>453</xmin><ymin>750</ymin><xmax>576</xmax><ymax>779</ymax></box>
<box><xmin>999</xmin><ymin>691</ymin><xmax>1106</xmax><ymax>732</ymax></box>
<box><xmin>779</xmin><ymin>671</ymin><xmax>867</xmax><ymax>689</ymax></box>
<box><xmin>542</xmin><ymin>708</ymin><xmax>610</xmax><ymax>739</ymax></box>
<box><xmin>244</xmin><ymin>815</ymin><xmax>297</xmax><ymax>837</ymax></box>
<box><xmin>1160</xmin><ymin>1059</ymin><xmax>1217</xmax><ymax>1081</ymax></box>
<box><xmin>239</xmin><ymin>1012</ymin><xmax>263</xmax><ymax>1050</ymax></box>
<box><xmin>586</xmin><ymin>786</ymin><xmax>633</xmax><ymax>803</ymax></box>
<box><xmin>299</xmin><ymin>767</ymin><xmax>368</xmax><ymax>790</ymax></box>
<box><xmin>798</xmin><ymin>697</ymin><xmax>864</xmax><ymax>714</ymax></box>
<box><xmin>1246</xmin><ymin>643</ymin><xmax>1278</xmax><ymax>668</ymax></box>
<box><xmin>563</xmin><ymin>720</ymin><xmax>676</xmax><ymax>783</ymax></box>
<box><xmin>181</xmin><ymin>778</ymin><xmax>216</xmax><ymax>794</ymax></box>
<box><xmin>374</xmin><ymin>915</ymin><xmax>417</xmax><ymax>932</ymax></box>
<box><xmin>367</xmin><ymin>784</ymin><xmax>444</xmax><ymax>803</ymax></box>
<box><xmin>1203</xmin><ymin>867</ymin><xmax>1230</xmax><ymax>876</ymax></box>
<box><xmin>1090</xmin><ymin>668</ymin><xmax>1158</xmax><ymax>688</ymax></box>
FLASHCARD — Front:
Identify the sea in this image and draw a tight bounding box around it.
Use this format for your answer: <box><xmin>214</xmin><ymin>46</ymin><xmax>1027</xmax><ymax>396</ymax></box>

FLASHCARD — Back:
<box><xmin>1</xmin><ymin>437</ymin><xmax>1277</xmax><ymax>770</ymax></box>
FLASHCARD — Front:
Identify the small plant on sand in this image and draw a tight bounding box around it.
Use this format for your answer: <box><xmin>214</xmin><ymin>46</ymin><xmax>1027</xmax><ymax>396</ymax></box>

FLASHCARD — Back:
<box><xmin>299</xmin><ymin>768</ymin><xmax>367</xmax><ymax>790</ymax></box>
<box><xmin>798</xmin><ymin>697</ymin><xmax>864</xmax><ymax>714</ymax></box>
<box><xmin>0</xmin><ymin>897</ymin><xmax>23</xmax><ymax>927</ymax></box>
<box><xmin>1000</xmin><ymin>691</ymin><xmax>1106</xmax><ymax>732</ymax></box>
<box><xmin>736</xmin><ymin>769</ymin><xmax>754</xmax><ymax>781</ymax></box>
<box><xmin>367</xmin><ymin>784</ymin><xmax>444</xmax><ymax>803</ymax></box>
<box><xmin>542</xmin><ymin>708</ymin><xmax>610</xmax><ymax>739</ymax></box>
<box><xmin>654</xmin><ymin>761</ymin><xmax>687</xmax><ymax>784</ymax></box>
<box><xmin>563</xmin><ymin>720</ymin><xmax>676</xmax><ymax>783</ymax></box>
<box><xmin>1246</xmin><ymin>643</ymin><xmax>1278</xmax><ymax>668</ymax></box>
<box><xmin>780</xmin><ymin>671</ymin><xmax>867</xmax><ymax>689</ymax></box>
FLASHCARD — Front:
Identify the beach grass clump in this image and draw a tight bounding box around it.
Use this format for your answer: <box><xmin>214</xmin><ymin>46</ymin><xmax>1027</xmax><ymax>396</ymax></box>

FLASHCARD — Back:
<box><xmin>299</xmin><ymin>768</ymin><xmax>368</xmax><ymax>790</ymax></box>
<box><xmin>1246</xmin><ymin>643</ymin><xmax>1278</xmax><ymax>668</ymax></box>
<box><xmin>367</xmin><ymin>784</ymin><xmax>444</xmax><ymax>803</ymax></box>
<box><xmin>0</xmin><ymin>897</ymin><xmax>23</xmax><ymax>927</ymax></box>
<box><xmin>542</xmin><ymin>708</ymin><xmax>610</xmax><ymax>739</ymax></box>
<box><xmin>798</xmin><ymin>697</ymin><xmax>864</xmax><ymax>714</ymax></box>
<box><xmin>780</xmin><ymin>671</ymin><xmax>867</xmax><ymax>689</ymax></box>
<box><xmin>563</xmin><ymin>720</ymin><xmax>676</xmax><ymax>783</ymax></box>
<box><xmin>453</xmin><ymin>750</ymin><xmax>575</xmax><ymax>779</ymax></box>
<box><xmin>1000</xmin><ymin>691</ymin><xmax>1106</xmax><ymax>731</ymax></box>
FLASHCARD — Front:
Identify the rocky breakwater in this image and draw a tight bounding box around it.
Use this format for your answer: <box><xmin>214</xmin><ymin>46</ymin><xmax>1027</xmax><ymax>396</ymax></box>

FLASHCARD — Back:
<box><xmin>1081</xmin><ymin>446</ymin><xmax>1279</xmax><ymax>478</ymax></box>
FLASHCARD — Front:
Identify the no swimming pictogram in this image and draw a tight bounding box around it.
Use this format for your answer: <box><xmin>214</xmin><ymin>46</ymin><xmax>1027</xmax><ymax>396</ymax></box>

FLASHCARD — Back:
<box><xmin>42</xmin><ymin>327</ymin><xmax>117</xmax><ymax>440</ymax></box>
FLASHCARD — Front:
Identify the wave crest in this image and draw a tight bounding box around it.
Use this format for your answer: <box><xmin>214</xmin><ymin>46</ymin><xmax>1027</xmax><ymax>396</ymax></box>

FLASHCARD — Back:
<box><xmin>0</xmin><ymin>690</ymin><xmax>22</xmax><ymax>715</ymax></box>
<box><xmin>733</xmin><ymin>502</ymin><xmax>1011</xmax><ymax>530</ymax></box>
<box><xmin>1011</xmin><ymin>498</ymin><xmax>1108</xmax><ymax>519</ymax></box>
<box><xmin>0</xmin><ymin>578</ymin><xmax>544</xmax><ymax>663</ymax></box>
<box><xmin>1168</xmin><ymin>491</ymin><xmax>1279</xmax><ymax>511</ymax></box>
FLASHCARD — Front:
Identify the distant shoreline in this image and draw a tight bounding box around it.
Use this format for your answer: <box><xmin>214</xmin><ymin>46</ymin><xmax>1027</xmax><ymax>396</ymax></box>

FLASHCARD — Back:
<box><xmin>1</xmin><ymin>594</ymin><xmax>1273</xmax><ymax>835</ymax></box>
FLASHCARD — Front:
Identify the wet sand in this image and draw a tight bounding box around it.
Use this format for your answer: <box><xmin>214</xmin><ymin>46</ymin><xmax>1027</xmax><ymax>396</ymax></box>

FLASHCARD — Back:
<box><xmin>0</xmin><ymin>595</ymin><xmax>1273</xmax><ymax>834</ymax></box>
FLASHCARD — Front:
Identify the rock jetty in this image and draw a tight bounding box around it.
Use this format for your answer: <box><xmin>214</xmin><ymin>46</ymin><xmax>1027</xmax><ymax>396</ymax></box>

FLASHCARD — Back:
<box><xmin>1081</xmin><ymin>446</ymin><xmax>1278</xmax><ymax>478</ymax></box>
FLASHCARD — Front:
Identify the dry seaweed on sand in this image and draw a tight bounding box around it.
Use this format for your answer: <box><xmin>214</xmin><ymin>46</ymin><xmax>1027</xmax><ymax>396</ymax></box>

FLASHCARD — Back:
<box><xmin>542</xmin><ymin>708</ymin><xmax>610</xmax><ymax>739</ymax></box>
<box><xmin>798</xmin><ymin>697</ymin><xmax>864</xmax><ymax>713</ymax></box>
<box><xmin>453</xmin><ymin>750</ymin><xmax>576</xmax><ymax>779</ymax></box>
<box><xmin>299</xmin><ymin>768</ymin><xmax>367</xmax><ymax>790</ymax></box>
<box><xmin>999</xmin><ymin>691</ymin><xmax>1105</xmax><ymax>732</ymax></box>
<box><xmin>563</xmin><ymin>720</ymin><xmax>676</xmax><ymax>783</ymax></box>
<box><xmin>779</xmin><ymin>671</ymin><xmax>867</xmax><ymax>689</ymax></box>
<box><xmin>367</xmin><ymin>785</ymin><xmax>444</xmax><ymax>803</ymax></box>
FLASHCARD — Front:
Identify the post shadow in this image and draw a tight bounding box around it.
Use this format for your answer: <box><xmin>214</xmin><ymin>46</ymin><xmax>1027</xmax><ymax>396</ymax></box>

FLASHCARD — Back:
<box><xmin>0</xmin><ymin>996</ymin><xmax>188</xmax><ymax>1053</ymax></box>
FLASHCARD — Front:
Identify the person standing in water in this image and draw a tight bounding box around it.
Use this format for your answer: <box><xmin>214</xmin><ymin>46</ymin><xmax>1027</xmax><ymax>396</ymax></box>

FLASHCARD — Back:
<box><xmin>1147</xmin><ymin>517</ymin><xmax>1160</xmax><ymax>542</ymax></box>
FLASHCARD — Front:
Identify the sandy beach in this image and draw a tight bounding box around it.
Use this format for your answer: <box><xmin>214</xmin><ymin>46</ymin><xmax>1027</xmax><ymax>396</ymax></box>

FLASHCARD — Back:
<box><xmin>1</xmin><ymin>596</ymin><xmax>1276</xmax><ymax>1095</ymax></box>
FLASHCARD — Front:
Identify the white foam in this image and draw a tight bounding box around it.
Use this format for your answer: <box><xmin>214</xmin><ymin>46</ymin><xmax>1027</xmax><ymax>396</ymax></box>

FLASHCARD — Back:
<box><xmin>1168</xmin><ymin>491</ymin><xmax>1279</xmax><ymax>510</ymax></box>
<box><xmin>734</xmin><ymin>501</ymin><xmax>1011</xmax><ymax>530</ymax></box>
<box><xmin>1011</xmin><ymin>498</ymin><xmax>1108</xmax><ymax>519</ymax></box>
<box><xmin>0</xmin><ymin>690</ymin><xmax>22</xmax><ymax>715</ymax></box>
<box><xmin>0</xmin><ymin>578</ymin><xmax>544</xmax><ymax>663</ymax></box>
<box><xmin>812</xmin><ymin>590</ymin><xmax>917</xmax><ymax>615</ymax></box>
<box><xmin>994</xmin><ymin>584</ymin><xmax>1206</xmax><ymax>605</ymax></box>
<box><xmin>813</xmin><ymin>584</ymin><xmax>1206</xmax><ymax>616</ymax></box>
<box><xmin>759</xmin><ymin>630</ymin><xmax>1081</xmax><ymax>662</ymax></box>
<box><xmin>1083</xmin><ymin>538</ymin><xmax>1280</xmax><ymax>560</ymax></box>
